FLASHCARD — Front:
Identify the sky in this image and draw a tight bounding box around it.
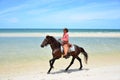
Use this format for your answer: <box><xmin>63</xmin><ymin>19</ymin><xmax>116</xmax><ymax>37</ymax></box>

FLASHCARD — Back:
<box><xmin>0</xmin><ymin>0</ymin><xmax>120</xmax><ymax>29</ymax></box>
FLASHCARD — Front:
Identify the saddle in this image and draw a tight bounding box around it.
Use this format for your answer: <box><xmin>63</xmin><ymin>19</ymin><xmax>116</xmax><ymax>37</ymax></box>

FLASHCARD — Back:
<box><xmin>68</xmin><ymin>43</ymin><xmax>72</xmax><ymax>47</ymax></box>
<box><xmin>61</xmin><ymin>43</ymin><xmax>75</xmax><ymax>51</ymax></box>
<box><xmin>58</xmin><ymin>40</ymin><xmax>75</xmax><ymax>55</ymax></box>
<box><xmin>61</xmin><ymin>44</ymin><xmax>75</xmax><ymax>58</ymax></box>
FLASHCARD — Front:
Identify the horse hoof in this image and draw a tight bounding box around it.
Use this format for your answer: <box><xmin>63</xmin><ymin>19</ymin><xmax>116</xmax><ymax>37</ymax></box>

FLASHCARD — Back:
<box><xmin>47</xmin><ymin>72</ymin><xmax>50</xmax><ymax>74</ymax></box>
<box><xmin>65</xmin><ymin>68</ymin><xmax>68</xmax><ymax>71</ymax></box>
<box><xmin>79</xmin><ymin>67</ymin><xmax>82</xmax><ymax>70</ymax></box>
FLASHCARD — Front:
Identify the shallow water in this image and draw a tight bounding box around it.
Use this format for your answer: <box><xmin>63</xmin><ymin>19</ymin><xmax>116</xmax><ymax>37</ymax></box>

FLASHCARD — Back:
<box><xmin>0</xmin><ymin>29</ymin><xmax>120</xmax><ymax>70</ymax></box>
<box><xmin>0</xmin><ymin>37</ymin><xmax>120</xmax><ymax>65</ymax></box>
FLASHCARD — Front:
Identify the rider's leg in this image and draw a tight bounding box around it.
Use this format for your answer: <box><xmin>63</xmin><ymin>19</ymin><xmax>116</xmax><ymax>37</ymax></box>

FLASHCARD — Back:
<box><xmin>63</xmin><ymin>44</ymin><xmax>69</xmax><ymax>56</ymax></box>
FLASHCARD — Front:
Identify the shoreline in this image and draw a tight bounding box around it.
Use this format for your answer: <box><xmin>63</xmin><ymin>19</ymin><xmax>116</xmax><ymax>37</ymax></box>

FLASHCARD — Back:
<box><xmin>0</xmin><ymin>32</ymin><xmax>120</xmax><ymax>37</ymax></box>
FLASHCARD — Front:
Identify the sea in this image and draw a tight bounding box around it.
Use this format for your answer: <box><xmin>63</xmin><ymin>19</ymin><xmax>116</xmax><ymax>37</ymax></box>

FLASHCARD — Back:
<box><xmin>0</xmin><ymin>29</ymin><xmax>120</xmax><ymax>68</ymax></box>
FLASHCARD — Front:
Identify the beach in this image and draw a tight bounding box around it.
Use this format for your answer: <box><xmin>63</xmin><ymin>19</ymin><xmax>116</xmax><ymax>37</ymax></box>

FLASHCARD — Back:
<box><xmin>0</xmin><ymin>53</ymin><xmax>120</xmax><ymax>80</ymax></box>
<box><xmin>0</xmin><ymin>29</ymin><xmax>120</xmax><ymax>80</ymax></box>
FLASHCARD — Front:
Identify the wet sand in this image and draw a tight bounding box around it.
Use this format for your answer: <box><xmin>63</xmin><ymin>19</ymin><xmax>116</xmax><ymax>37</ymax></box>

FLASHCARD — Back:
<box><xmin>0</xmin><ymin>53</ymin><xmax>120</xmax><ymax>80</ymax></box>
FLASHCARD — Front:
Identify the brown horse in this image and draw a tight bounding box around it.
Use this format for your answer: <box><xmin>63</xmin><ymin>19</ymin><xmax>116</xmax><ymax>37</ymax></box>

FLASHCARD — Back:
<box><xmin>41</xmin><ymin>35</ymin><xmax>88</xmax><ymax>74</ymax></box>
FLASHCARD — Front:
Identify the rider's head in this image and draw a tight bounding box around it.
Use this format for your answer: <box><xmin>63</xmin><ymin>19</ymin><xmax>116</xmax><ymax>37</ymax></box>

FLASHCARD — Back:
<box><xmin>63</xmin><ymin>28</ymin><xmax>69</xmax><ymax>33</ymax></box>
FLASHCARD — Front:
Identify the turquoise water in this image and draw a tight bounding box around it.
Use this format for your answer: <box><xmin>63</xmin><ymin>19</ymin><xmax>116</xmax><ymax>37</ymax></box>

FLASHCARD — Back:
<box><xmin>0</xmin><ymin>37</ymin><xmax>120</xmax><ymax>64</ymax></box>
<box><xmin>0</xmin><ymin>29</ymin><xmax>120</xmax><ymax>33</ymax></box>
<box><xmin>0</xmin><ymin>29</ymin><xmax>120</xmax><ymax>64</ymax></box>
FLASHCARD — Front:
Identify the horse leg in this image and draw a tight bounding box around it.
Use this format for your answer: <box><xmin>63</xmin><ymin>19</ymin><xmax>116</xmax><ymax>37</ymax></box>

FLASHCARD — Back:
<box><xmin>49</xmin><ymin>59</ymin><xmax>54</xmax><ymax>68</ymax></box>
<box><xmin>65</xmin><ymin>57</ymin><xmax>75</xmax><ymax>71</ymax></box>
<box><xmin>76</xmin><ymin>57</ymin><xmax>83</xmax><ymax>70</ymax></box>
<box><xmin>47</xmin><ymin>58</ymin><xmax>56</xmax><ymax>74</ymax></box>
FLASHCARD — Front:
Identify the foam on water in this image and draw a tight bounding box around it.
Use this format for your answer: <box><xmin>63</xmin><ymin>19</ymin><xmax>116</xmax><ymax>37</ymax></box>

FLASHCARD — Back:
<box><xmin>0</xmin><ymin>32</ymin><xmax>120</xmax><ymax>37</ymax></box>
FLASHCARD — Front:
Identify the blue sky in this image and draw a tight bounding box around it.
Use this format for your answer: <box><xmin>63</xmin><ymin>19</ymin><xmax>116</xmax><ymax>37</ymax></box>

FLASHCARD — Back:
<box><xmin>0</xmin><ymin>0</ymin><xmax>120</xmax><ymax>29</ymax></box>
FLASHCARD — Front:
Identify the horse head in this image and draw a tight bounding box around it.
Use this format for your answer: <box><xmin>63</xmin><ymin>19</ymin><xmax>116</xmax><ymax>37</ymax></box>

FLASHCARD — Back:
<box><xmin>41</xmin><ymin>35</ymin><xmax>53</xmax><ymax>48</ymax></box>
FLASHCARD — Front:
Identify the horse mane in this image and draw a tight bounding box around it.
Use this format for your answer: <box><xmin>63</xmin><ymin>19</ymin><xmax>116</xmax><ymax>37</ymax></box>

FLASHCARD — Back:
<box><xmin>46</xmin><ymin>35</ymin><xmax>61</xmax><ymax>46</ymax></box>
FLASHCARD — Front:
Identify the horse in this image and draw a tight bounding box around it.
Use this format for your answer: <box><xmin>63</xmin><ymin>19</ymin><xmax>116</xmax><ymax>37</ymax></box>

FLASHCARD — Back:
<box><xmin>40</xmin><ymin>35</ymin><xmax>88</xmax><ymax>74</ymax></box>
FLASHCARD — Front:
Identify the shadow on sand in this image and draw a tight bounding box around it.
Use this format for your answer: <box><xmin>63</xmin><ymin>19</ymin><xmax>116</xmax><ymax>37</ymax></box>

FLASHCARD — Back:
<box><xmin>51</xmin><ymin>68</ymin><xmax>89</xmax><ymax>74</ymax></box>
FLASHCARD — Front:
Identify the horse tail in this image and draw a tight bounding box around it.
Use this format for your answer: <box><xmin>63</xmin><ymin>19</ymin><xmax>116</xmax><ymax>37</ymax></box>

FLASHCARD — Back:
<box><xmin>80</xmin><ymin>47</ymin><xmax>88</xmax><ymax>64</ymax></box>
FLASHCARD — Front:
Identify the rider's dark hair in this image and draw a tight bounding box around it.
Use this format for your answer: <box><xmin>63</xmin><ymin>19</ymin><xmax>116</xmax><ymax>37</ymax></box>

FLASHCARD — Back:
<box><xmin>64</xmin><ymin>28</ymin><xmax>69</xmax><ymax>32</ymax></box>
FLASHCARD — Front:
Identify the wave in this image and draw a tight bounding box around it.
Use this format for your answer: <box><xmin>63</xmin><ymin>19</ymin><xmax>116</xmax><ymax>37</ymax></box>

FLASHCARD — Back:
<box><xmin>0</xmin><ymin>32</ymin><xmax>120</xmax><ymax>37</ymax></box>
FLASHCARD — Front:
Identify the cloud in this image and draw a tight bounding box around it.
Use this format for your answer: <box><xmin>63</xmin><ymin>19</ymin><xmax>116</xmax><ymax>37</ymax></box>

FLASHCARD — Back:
<box><xmin>0</xmin><ymin>4</ymin><xmax>28</xmax><ymax>17</ymax></box>
<box><xmin>52</xmin><ymin>2</ymin><xmax>120</xmax><ymax>21</ymax></box>
<box><xmin>6</xmin><ymin>17</ymin><xmax>19</xmax><ymax>23</ymax></box>
<box><xmin>34</xmin><ymin>7</ymin><xmax>120</xmax><ymax>24</ymax></box>
<box><xmin>27</xmin><ymin>8</ymin><xmax>50</xmax><ymax>15</ymax></box>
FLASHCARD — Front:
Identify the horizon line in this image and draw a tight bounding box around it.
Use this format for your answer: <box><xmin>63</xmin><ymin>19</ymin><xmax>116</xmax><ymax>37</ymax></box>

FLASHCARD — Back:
<box><xmin>0</xmin><ymin>28</ymin><xmax>120</xmax><ymax>30</ymax></box>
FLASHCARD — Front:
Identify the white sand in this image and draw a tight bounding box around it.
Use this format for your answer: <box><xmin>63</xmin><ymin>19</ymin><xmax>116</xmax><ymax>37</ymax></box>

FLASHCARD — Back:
<box><xmin>0</xmin><ymin>32</ymin><xmax>120</xmax><ymax>37</ymax></box>
<box><xmin>0</xmin><ymin>65</ymin><xmax>119</xmax><ymax>80</ymax></box>
<box><xmin>0</xmin><ymin>53</ymin><xmax>120</xmax><ymax>80</ymax></box>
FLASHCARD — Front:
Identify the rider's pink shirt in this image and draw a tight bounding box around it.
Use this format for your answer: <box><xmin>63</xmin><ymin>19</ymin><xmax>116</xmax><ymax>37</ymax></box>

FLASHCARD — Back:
<box><xmin>61</xmin><ymin>33</ymin><xmax>69</xmax><ymax>42</ymax></box>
